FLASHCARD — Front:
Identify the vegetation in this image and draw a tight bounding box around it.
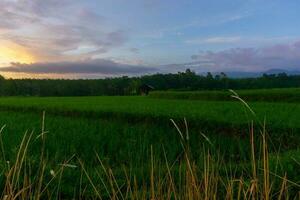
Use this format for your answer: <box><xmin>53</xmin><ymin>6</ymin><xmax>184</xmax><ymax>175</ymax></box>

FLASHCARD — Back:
<box><xmin>0</xmin><ymin>70</ymin><xmax>300</xmax><ymax>96</ymax></box>
<box><xmin>0</xmin><ymin>95</ymin><xmax>299</xmax><ymax>131</ymax></box>
<box><xmin>149</xmin><ymin>88</ymin><xmax>300</xmax><ymax>102</ymax></box>
<box><xmin>0</xmin><ymin>81</ymin><xmax>299</xmax><ymax>198</ymax></box>
<box><xmin>1</xmin><ymin>108</ymin><xmax>300</xmax><ymax>199</ymax></box>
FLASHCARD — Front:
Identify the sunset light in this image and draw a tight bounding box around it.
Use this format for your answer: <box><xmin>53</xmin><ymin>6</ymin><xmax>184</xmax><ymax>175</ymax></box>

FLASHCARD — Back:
<box><xmin>0</xmin><ymin>41</ymin><xmax>35</xmax><ymax>67</ymax></box>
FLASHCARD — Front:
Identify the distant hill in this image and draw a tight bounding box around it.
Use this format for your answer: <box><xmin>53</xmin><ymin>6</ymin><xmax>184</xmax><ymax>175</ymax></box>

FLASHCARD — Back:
<box><xmin>210</xmin><ymin>69</ymin><xmax>300</xmax><ymax>78</ymax></box>
<box><xmin>264</xmin><ymin>68</ymin><xmax>300</xmax><ymax>75</ymax></box>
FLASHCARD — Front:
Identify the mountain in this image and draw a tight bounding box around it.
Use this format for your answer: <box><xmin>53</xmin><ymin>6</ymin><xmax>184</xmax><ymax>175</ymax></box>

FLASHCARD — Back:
<box><xmin>264</xmin><ymin>68</ymin><xmax>300</xmax><ymax>75</ymax></box>
<box><xmin>215</xmin><ymin>69</ymin><xmax>300</xmax><ymax>78</ymax></box>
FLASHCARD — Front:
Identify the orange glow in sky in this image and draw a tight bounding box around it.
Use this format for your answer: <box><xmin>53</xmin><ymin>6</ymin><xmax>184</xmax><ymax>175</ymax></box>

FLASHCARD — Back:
<box><xmin>0</xmin><ymin>41</ymin><xmax>35</xmax><ymax>67</ymax></box>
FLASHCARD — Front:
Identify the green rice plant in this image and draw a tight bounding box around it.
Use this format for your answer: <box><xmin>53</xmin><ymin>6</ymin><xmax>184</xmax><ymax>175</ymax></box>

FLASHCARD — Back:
<box><xmin>149</xmin><ymin>87</ymin><xmax>300</xmax><ymax>102</ymax></box>
<box><xmin>0</xmin><ymin>92</ymin><xmax>298</xmax><ymax>198</ymax></box>
<box><xmin>0</xmin><ymin>121</ymin><xmax>298</xmax><ymax>198</ymax></box>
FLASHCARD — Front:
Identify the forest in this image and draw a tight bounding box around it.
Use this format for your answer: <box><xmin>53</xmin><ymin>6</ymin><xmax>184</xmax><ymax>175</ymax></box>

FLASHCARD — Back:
<box><xmin>0</xmin><ymin>69</ymin><xmax>299</xmax><ymax>96</ymax></box>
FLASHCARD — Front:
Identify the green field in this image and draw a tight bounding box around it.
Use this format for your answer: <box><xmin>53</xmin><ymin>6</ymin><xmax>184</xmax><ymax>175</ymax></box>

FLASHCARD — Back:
<box><xmin>149</xmin><ymin>87</ymin><xmax>300</xmax><ymax>102</ymax></box>
<box><xmin>0</xmin><ymin>95</ymin><xmax>299</xmax><ymax>130</ymax></box>
<box><xmin>1</xmin><ymin>89</ymin><xmax>300</xmax><ymax>198</ymax></box>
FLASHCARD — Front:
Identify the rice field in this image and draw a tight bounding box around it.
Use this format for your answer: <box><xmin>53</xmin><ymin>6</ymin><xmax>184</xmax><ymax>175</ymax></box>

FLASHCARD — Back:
<box><xmin>0</xmin><ymin>88</ymin><xmax>300</xmax><ymax>198</ymax></box>
<box><xmin>149</xmin><ymin>88</ymin><xmax>300</xmax><ymax>102</ymax></box>
<box><xmin>0</xmin><ymin>95</ymin><xmax>299</xmax><ymax>128</ymax></box>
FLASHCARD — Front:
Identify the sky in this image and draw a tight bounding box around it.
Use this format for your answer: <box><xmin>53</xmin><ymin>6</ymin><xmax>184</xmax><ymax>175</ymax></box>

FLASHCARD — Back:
<box><xmin>0</xmin><ymin>0</ymin><xmax>300</xmax><ymax>78</ymax></box>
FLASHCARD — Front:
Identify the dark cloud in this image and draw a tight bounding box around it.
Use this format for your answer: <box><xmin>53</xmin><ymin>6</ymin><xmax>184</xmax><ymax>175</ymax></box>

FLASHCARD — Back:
<box><xmin>0</xmin><ymin>59</ymin><xmax>158</xmax><ymax>75</ymax></box>
<box><xmin>190</xmin><ymin>41</ymin><xmax>300</xmax><ymax>71</ymax></box>
<box><xmin>129</xmin><ymin>48</ymin><xmax>140</xmax><ymax>53</ymax></box>
<box><xmin>162</xmin><ymin>60</ymin><xmax>214</xmax><ymax>73</ymax></box>
<box><xmin>104</xmin><ymin>31</ymin><xmax>128</xmax><ymax>47</ymax></box>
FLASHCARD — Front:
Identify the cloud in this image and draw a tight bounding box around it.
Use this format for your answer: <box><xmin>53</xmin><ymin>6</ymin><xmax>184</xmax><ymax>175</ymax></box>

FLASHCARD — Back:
<box><xmin>0</xmin><ymin>59</ymin><xmax>158</xmax><ymax>75</ymax></box>
<box><xmin>0</xmin><ymin>0</ymin><xmax>128</xmax><ymax>62</ymax></box>
<box><xmin>129</xmin><ymin>48</ymin><xmax>140</xmax><ymax>54</ymax></box>
<box><xmin>186</xmin><ymin>36</ymin><xmax>296</xmax><ymax>46</ymax></box>
<box><xmin>190</xmin><ymin>41</ymin><xmax>300</xmax><ymax>72</ymax></box>
<box><xmin>186</xmin><ymin>36</ymin><xmax>241</xmax><ymax>45</ymax></box>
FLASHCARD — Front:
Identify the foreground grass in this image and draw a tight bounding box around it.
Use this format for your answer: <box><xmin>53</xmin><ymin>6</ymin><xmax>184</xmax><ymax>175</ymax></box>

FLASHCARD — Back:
<box><xmin>0</xmin><ymin>110</ymin><xmax>252</xmax><ymax>171</ymax></box>
<box><xmin>1</xmin><ymin>117</ymin><xmax>300</xmax><ymax>199</ymax></box>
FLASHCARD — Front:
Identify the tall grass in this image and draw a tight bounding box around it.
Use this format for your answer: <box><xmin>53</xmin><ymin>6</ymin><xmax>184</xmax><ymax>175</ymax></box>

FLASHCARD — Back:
<box><xmin>0</xmin><ymin>118</ymin><xmax>299</xmax><ymax>199</ymax></box>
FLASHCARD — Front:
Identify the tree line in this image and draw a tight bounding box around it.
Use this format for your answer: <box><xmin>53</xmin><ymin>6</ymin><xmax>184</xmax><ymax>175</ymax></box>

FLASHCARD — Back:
<box><xmin>0</xmin><ymin>69</ymin><xmax>299</xmax><ymax>96</ymax></box>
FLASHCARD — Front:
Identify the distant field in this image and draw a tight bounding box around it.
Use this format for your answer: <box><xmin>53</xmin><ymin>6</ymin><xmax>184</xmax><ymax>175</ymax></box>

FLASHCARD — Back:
<box><xmin>149</xmin><ymin>87</ymin><xmax>300</xmax><ymax>102</ymax></box>
<box><xmin>0</xmin><ymin>95</ymin><xmax>299</xmax><ymax>130</ymax></box>
<box><xmin>0</xmin><ymin>95</ymin><xmax>299</xmax><ymax>154</ymax></box>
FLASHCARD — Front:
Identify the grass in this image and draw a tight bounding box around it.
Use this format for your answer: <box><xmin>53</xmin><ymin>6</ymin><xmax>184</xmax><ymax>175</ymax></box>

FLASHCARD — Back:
<box><xmin>0</xmin><ymin>110</ymin><xmax>251</xmax><ymax>169</ymax></box>
<box><xmin>0</xmin><ymin>90</ymin><xmax>299</xmax><ymax>198</ymax></box>
<box><xmin>0</xmin><ymin>95</ymin><xmax>299</xmax><ymax>154</ymax></box>
<box><xmin>149</xmin><ymin>87</ymin><xmax>300</xmax><ymax>102</ymax></box>
<box><xmin>0</xmin><ymin>96</ymin><xmax>299</xmax><ymax>131</ymax></box>
<box><xmin>1</xmin><ymin>115</ymin><xmax>300</xmax><ymax>199</ymax></box>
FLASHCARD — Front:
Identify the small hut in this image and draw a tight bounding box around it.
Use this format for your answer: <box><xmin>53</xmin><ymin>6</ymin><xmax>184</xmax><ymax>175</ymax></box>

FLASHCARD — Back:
<box><xmin>139</xmin><ymin>84</ymin><xmax>154</xmax><ymax>95</ymax></box>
